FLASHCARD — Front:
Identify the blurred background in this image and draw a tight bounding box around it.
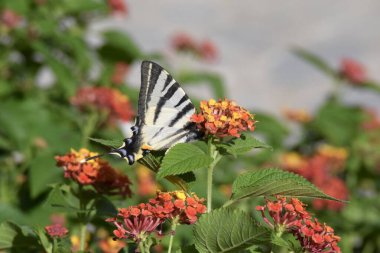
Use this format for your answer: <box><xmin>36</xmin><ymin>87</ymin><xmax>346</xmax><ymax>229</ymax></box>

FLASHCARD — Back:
<box><xmin>111</xmin><ymin>0</ymin><xmax>380</xmax><ymax>114</ymax></box>
<box><xmin>1</xmin><ymin>0</ymin><xmax>380</xmax><ymax>252</ymax></box>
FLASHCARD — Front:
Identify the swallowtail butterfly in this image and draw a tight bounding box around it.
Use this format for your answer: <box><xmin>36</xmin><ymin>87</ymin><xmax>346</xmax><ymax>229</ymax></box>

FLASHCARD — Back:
<box><xmin>86</xmin><ymin>61</ymin><xmax>201</xmax><ymax>165</ymax></box>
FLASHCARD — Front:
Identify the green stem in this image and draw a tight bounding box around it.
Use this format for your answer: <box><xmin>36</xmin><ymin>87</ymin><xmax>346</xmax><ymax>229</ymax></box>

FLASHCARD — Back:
<box><xmin>139</xmin><ymin>242</ymin><xmax>146</xmax><ymax>253</ymax></box>
<box><xmin>79</xmin><ymin>223</ymin><xmax>87</xmax><ymax>252</ymax></box>
<box><xmin>207</xmin><ymin>162</ymin><xmax>214</xmax><ymax>213</ymax></box>
<box><xmin>80</xmin><ymin>111</ymin><xmax>98</xmax><ymax>147</ymax></box>
<box><xmin>53</xmin><ymin>238</ymin><xmax>58</xmax><ymax>252</ymax></box>
<box><xmin>78</xmin><ymin>185</ymin><xmax>87</xmax><ymax>252</ymax></box>
<box><xmin>207</xmin><ymin>139</ymin><xmax>221</xmax><ymax>213</ymax></box>
<box><xmin>168</xmin><ymin>217</ymin><xmax>179</xmax><ymax>253</ymax></box>
<box><xmin>0</xmin><ymin>171</ymin><xmax>7</xmax><ymax>203</ymax></box>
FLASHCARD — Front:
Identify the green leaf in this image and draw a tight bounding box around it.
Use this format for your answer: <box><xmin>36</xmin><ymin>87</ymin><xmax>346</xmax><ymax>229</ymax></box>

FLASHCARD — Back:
<box><xmin>271</xmin><ymin>234</ymin><xmax>302</xmax><ymax>253</ymax></box>
<box><xmin>89</xmin><ymin>137</ymin><xmax>123</xmax><ymax>148</ymax></box>
<box><xmin>362</xmin><ymin>80</ymin><xmax>380</xmax><ymax>93</ymax></box>
<box><xmin>157</xmin><ymin>142</ymin><xmax>213</xmax><ymax>179</ymax></box>
<box><xmin>94</xmin><ymin>196</ymin><xmax>117</xmax><ymax>217</ymax></box>
<box><xmin>194</xmin><ymin>208</ymin><xmax>270</xmax><ymax>253</ymax></box>
<box><xmin>217</xmin><ymin>134</ymin><xmax>271</xmax><ymax>157</ymax></box>
<box><xmin>30</xmin><ymin>151</ymin><xmax>63</xmax><ymax>198</ymax></box>
<box><xmin>312</xmin><ymin>100</ymin><xmax>364</xmax><ymax>146</ymax></box>
<box><xmin>231</xmin><ymin>168</ymin><xmax>342</xmax><ymax>202</ymax></box>
<box><xmin>99</xmin><ymin>31</ymin><xmax>142</xmax><ymax>62</ymax></box>
<box><xmin>36</xmin><ymin>228</ymin><xmax>52</xmax><ymax>253</ymax></box>
<box><xmin>0</xmin><ymin>222</ymin><xmax>19</xmax><ymax>249</ymax></box>
<box><xmin>138</xmin><ymin>151</ymin><xmax>164</xmax><ymax>173</ymax></box>
<box><xmin>44</xmin><ymin>185</ymin><xmax>79</xmax><ymax>212</ymax></box>
<box><xmin>293</xmin><ymin>48</ymin><xmax>338</xmax><ymax>79</ymax></box>
<box><xmin>0</xmin><ymin>222</ymin><xmax>41</xmax><ymax>251</ymax></box>
<box><xmin>0</xmin><ymin>204</ymin><xmax>27</xmax><ymax>225</ymax></box>
<box><xmin>254</xmin><ymin>112</ymin><xmax>289</xmax><ymax>148</ymax></box>
<box><xmin>63</xmin><ymin>0</ymin><xmax>107</xmax><ymax>13</ymax></box>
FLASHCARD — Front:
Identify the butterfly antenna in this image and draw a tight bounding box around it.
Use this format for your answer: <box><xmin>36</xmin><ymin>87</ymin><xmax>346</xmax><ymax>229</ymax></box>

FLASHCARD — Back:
<box><xmin>80</xmin><ymin>153</ymin><xmax>106</xmax><ymax>163</ymax></box>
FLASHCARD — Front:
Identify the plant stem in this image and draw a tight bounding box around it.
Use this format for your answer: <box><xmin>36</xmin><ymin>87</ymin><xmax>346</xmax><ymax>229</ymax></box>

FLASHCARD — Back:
<box><xmin>80</xmin><ymin>111</ymin><xmax>98</xmax><ymax>147</ymax></box>
<box><xmin>168</xmin><ymin>217</ymin><xmax>179</xmax><ymax>253</ymax></box>
<box><xmin>207</xmin><ymin>139</ymin><xmax>221</xmax><ymax>213</ymax></box>
<box><xmin>79</xmin><ymin>223</ymin><xmax>87</xmax><ymax>252</ymax></box>
<box><xmin>53</xmin><ymin>238</ymin><xmax>58</xmax><ymax>252</ymax></box>
<box><xmin>78</xmin><ymin>185</ymin><xmax>87</xmax><ymax>252</ymax></box>
<box><xmin>139</xmin><ymin>242</ymin><xmax>146</xmax><ymax>253</ymax></box>
<box><xmin>207</xmin><ymin>161</ymin><xmax>214</xmax><ymax>213</ymax></box>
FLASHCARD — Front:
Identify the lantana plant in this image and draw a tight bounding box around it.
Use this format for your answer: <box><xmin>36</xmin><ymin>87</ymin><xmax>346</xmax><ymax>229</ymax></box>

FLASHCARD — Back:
<box><xmin>84</xmin><ymin>97</ymin><xmax>343</xmax><ymax>252</ymax></box>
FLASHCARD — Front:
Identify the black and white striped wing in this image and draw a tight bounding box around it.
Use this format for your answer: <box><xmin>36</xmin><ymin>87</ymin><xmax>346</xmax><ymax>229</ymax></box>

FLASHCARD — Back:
<box><xmin>137</xmin><ymin>61</ymin><xmax>199</xmax><ymax>150</ymax></box>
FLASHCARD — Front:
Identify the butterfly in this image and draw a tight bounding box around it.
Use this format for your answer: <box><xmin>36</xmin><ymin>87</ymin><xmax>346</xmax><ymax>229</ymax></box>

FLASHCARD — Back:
<box><xmin>86</xmin><ymin>61</ymin><xmax>201</xmax><ymax>165</ymax></box>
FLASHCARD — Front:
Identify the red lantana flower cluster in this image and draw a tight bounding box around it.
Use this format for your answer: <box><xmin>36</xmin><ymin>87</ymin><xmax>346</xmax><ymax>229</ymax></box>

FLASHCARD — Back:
<box><xmin>45</xmin><ymin>223</ymin><xmax>69</xmax><ymax>238</ymax></box>
<box><xmin>71</xmin><ymin>86</ymin><xmax>134</xmax><ymax>122</ymax></box>
<box><xmin>256</xmin><ymin>197</ymin><xmax>341</xmax><ymax>253</ymax></box>
<box><xmin>55</xmin><ymin>148</ymin><xmax>132</xmax><ymax>198</ymax></box>
<box><xmin>192</xmin><ymin>98</ymin><xmax>255</xmax><ymax>138</ymax></box>
<box><xmin>44</xmin><ymin>214</ymin><xmax>68</xmax><ymax>239</ymax></box>
<box><xmin>281</xmin><ymin>145</ymin><xmax>348</xmax><ymax>211</ymax></box>
<box><xmin>340</xmin><ymin>58</ymin><xmax>367</xmax><ymax>84</ymax></box>
<box><xmin>107</xmin><ymin>191</ymin><xmax>206</xmax><ymax>242</ymax></box>
<box><xmin>107</xmin><ymin>0</ymin><xmax>128</xmax><ymax>15</ymax></box>
<box><xmin>171</xmin><ymin>33</ymin><xmax>218</xmax><ymax>61</ymax></box>
<box><xmin>1</xmin><ymin>9</ymin><xmax>21</xmax><ymax>29</ymax></box>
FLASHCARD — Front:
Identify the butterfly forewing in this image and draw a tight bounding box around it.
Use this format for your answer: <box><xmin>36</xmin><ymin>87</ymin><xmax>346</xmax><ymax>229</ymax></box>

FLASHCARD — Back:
<box><xmin>138</xmin><ymin>61</ymin><xmax>198</xmax><ymax>150</ymax></box>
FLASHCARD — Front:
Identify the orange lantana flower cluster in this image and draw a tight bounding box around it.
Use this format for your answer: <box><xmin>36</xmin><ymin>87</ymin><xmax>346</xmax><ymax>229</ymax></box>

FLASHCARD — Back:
<box><xmin>192</xmin><ymin>98</ymin><xmax>255</xmax><ymax>138</ymax></box>
<box><xmin>107</xmin><ymin>191</ymin><xmax>206</xmax><ymax>241</ymax></box>
<box><xmin>256</xmin><ymin>197</ymin><xmax>341</xmax><ymax>253</ymax></box>
<box><xmin>55</xmin><ymin>149</ymin><xmax>132</xmax><ymax>198</ymax></box>
<box><xmin>71</xmin><ymin>86</ymin><xmax>134</xmax><ymax>122</ymax></box>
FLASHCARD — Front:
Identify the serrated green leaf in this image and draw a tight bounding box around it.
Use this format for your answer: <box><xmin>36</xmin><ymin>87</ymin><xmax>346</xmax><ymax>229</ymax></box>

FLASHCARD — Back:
<box><xmin>89</xmin><ymin>137</ymin><xmax>123</xmax><ymax>148</ymax></box>
<box><xmin>293</xmin><ymin>48</ymin><xmax>338</xmax><ymax>79</ymax></box>
<box><xmin>157</xmin><ymin>142</ymin><xmax>213</xmax><ymax>179</ymax></box>
<box><xmin>231</xmin><ymin>168</ymin><xmax>342</xmax><ymax>202</ymax></box>
<box><xmin>138</xmin><ymin>152</ymin><xmax>195</xmax><ymax>191</ymax></box>
<box><xmin>194</xmin><ymin>208</ymin><xmax>270</xmax><ymax>253</ymax></box>
<box><xmin>217</xmin><ymin>134</ymin><xmax>271</xmax><ymax>157</ymax></box>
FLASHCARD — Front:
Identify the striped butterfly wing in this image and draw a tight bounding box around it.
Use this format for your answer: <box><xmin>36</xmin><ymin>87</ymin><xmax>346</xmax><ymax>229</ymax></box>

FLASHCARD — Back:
<box><xmin>137</xmin><ymin>61</ymin><xmax>199</xmax><ymax>151</ymax></box>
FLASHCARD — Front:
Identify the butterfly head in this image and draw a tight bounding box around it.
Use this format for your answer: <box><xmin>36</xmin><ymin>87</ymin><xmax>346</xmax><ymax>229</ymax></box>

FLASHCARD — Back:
<box><xmin>109</xmin><ymin>138</ymin><xmax>136</xmax><ymax>165</ymax></box>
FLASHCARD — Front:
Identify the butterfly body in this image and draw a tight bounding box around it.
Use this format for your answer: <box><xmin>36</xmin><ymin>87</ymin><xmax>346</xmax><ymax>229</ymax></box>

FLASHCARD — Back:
<box><xmin>109</xmin><ymin>61</ymin><xmax>201</xmax><ymax>165</ymax></box>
